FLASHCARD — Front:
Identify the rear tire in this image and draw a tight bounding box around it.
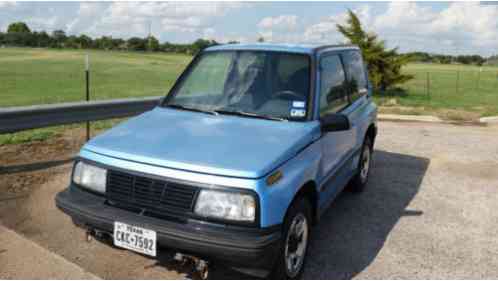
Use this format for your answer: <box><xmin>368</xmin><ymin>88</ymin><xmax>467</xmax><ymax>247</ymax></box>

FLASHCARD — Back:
<box><xmin>270</xmin><ymin>198</ymin><xmax>311</xmax><ymax>279</ymax></box>
<box><xmin>348</xmin><ymin>137</ymin><xmax>373</xmax><ymax>193</ymax></box>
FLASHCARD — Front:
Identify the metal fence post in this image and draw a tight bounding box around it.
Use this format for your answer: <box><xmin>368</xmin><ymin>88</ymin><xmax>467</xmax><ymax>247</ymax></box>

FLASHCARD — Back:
<box><xmin>85</xmin><ymin>54</ymin><xmax>90</xmax><ymax>141</ymax></box>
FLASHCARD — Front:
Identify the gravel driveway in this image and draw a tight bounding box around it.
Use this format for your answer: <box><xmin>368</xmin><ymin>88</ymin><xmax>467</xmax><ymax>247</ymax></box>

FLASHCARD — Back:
<box><xmin>1</xmin><ymin>121</ymin><xmax>497</xmax><ymax>279</ymax></box>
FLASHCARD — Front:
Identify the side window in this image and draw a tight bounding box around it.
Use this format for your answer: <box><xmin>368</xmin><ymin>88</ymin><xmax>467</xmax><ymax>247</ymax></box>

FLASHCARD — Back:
<box><xmin>342</xmin><ymin>51</ymin><xmax>367</xmax><ymax>102</ymax></box>
<box><xmin>319</xmin><ymin>55</ymin><xmax>349</xmax><ymax>116</ymax></box>
<box><xmin>275</xmin><ymin>54</ymin><xmax>309</xmax><ymax>97</ymax></box>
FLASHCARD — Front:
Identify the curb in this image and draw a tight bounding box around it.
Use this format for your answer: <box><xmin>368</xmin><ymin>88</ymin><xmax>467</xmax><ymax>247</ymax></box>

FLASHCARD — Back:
<box><xmin>379</xmin><ymin>114</ymin><xmax>495</xmax><ymax>126</ymax></box>
<box><xmin>378</xmin><ymin>114</ymin><xmax>443</xmax><ymax>123</ymax></box>
<box><xmin>479</xmin><ymin>116</ymin><xmax>498</xmax><ymax>126</ymax></box>
<box><xmin>0</xmin><ymin>225</ymin><xmax>100</xmax><ymax>279</ymax></box>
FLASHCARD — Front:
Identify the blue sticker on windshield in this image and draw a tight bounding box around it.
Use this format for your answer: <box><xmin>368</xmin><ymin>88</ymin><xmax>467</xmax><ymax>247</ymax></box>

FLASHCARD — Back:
<box><xmin>292</xmin><ymin>101</ymin><xmax>305</xmax><ymax>108</ymax></box>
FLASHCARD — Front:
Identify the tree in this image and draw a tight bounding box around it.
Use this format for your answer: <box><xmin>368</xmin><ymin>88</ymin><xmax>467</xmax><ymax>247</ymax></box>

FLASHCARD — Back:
<box><xmin>94</xmin><ymin>36</ymin><xmax>113</xmax><ymax>50</ymax></box>
<box><xmin>35</xmin><ymin>31</ymin><xmax>52</xmax><ymax>47</ymax></box>
<box><xmin>127</xmin><ymin>37</ymin><xmax>146</xmax><ymax>51</ymax></box>
<box><xmin>337</xmin><ymin>10</ymin><xmax>412</xmax><ymax>92</ymax></box>
<box><xmin>257</xmin><ymin>36</ymin><xmax>265</xmax><ymax>43</ymax></box>
<box><xmin>51</xmin><ymin>30</ymin><xmax>67</xmax><ymax>48</ymax></box>
<box><xmin>111</xmin><ymin>38</ymin><xmax>126</xmax><ymax>50</ymax></box>
<box><xmin>7</xmin><ymin>22</ymin><xmax>31</xmax><ymax>34</ymax></box>
<box><xmin>77</xmin><ymin>34</ymin><xmax>92</xmax><ymax>49</ymax></box>
<box><xmin>147</xmin><ymin>36</ymin><xmax>160</xmax><ymax>52</ymax></box>
<box><xmin>191</xmin><ymin>38</ymin><xmax>217</xmax><ymax>54</ymax></box>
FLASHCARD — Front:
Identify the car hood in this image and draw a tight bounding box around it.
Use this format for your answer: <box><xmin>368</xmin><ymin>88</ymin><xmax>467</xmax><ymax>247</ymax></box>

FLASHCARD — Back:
<box><xmin>83</xmin><ymin>107</ymin><xmax>320</xmax><ymax>179</ymax></box>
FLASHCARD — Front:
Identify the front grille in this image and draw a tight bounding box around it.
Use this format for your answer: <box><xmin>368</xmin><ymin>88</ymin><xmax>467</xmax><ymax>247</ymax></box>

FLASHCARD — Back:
<box><xmin>106</xmin><ymin>170</ymin><xmax>199</xmax><ymax>219</ymax></box>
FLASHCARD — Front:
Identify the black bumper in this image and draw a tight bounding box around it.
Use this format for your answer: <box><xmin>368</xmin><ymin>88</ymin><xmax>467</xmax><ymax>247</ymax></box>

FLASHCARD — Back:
<box><xmin>55</xmin><ymin>185</ymin><xmax>281</xmax><ymax>275</ymax></box>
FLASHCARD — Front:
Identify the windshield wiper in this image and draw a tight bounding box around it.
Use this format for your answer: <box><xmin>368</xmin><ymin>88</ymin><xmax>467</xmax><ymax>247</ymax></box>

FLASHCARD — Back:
<box><xmin>165</xmin><ymin>104</ymin><xmax>219</xmax><ymax>116</ymax></box>
<box><xmin>215</xmin><ymin>110</ymin><xmax>287</xmax><ymax>121</ymax></box>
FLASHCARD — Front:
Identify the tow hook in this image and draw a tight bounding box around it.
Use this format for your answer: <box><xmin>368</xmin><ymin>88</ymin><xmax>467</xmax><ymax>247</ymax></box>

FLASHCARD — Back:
<box><xmin>174</xmin><ymin>253</ymin><xmax>209</xmax><ymax>279</ymax></box>
<box><xmin>85</xmin><ymin>229</ymin><xmax>107</xmax><ymax>242</ymax></box>
<box><xmin>85</xmin><ymin>229</ymin><xmax>93</xmax><ymax>242</ymax></box>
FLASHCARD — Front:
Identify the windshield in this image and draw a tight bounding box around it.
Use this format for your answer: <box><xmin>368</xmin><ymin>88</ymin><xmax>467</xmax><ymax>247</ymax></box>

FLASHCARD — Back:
<box><xmin>164</xmin><ymin>51</ymin><xmax>311</xmax><ymax>121</ymax></box>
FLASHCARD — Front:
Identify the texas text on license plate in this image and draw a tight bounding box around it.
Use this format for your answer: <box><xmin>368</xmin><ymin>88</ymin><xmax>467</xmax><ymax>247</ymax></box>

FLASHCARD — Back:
<box><xmin>113</xmin><ymin>221</ymin><xmax>157</xmax><ymax>257</ymax></box>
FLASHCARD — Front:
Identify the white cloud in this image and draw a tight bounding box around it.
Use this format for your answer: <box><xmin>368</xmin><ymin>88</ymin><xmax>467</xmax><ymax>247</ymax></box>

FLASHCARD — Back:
<box><xmin>258</xmin><ymin>15</ymin><xmax>298</xmax><ymax>30</ymax></box>
<box><xmin>256</xmin><ymin>14</ymin><xmax>301</xmax><ymax>42</ymax></box>
<box><xmin>104</xmin><ymin>2</ymin><xmax>244</xmax><ymax>34</ymax></box>
<box><xmin>202</xmin><ymin>27</ymin><xmax>216</xmax><ymax>38</ymax></box>
<box><xmin>300</xmin><ymin>2</ymin><xmax>498</xmax><ymax>55</ymax></box>
<box><xmin>372</xmin><ymin>2</ymin><xmax>498</xmax><ymax>53</ymax></box>
<box><xmin>26</xmin><ymin>16</ymin><xmax>58</xmax><ymax>31</ymax></box>
<box><xmin>63</xmin><ymin>2</ymin><xmax>246</xmax><ymax>39</ymax></box>
<box><xmin>303</xmin><ymin>5</ymin><xmax>371</xmax><ymax>44</ymax></box>
<box><xmin>0</xmin><ymin>1</ymin><xmax>16</xmax><ymax>9</ymax></box>
<box><xmin>66</xmin><ymin>2</ymin><xmax>107</xmax><ymax>35</ymax></box>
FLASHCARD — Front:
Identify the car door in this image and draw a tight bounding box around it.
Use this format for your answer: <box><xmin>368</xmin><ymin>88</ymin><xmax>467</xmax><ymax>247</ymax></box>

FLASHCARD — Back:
<box><xmin>317</xmin><ymin>54</ymin><xmax>354</xmax><ymax>206</ymax></box>
<box><xmin>341</xmin><ymin>50</ymin><xmax>371</xmax><ymax>156</ymax></box>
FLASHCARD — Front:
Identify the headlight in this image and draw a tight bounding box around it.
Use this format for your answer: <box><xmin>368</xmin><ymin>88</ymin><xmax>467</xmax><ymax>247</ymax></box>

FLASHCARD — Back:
<box><xmin>194</xmin><ymin>189</ymin><xmax>256</xmax><ymax>222</ymax></box>
<box><xmin>73</xmin><ymin>161</ymin><xmax>107</xmax><ymax>193</ymax></box>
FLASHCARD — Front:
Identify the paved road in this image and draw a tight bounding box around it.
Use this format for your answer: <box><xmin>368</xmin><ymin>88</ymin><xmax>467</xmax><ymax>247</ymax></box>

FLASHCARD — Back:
<box><xmin>1</xmin><ymin>121</ymin><xmax>498</xmax><ymax>279</ymax></box>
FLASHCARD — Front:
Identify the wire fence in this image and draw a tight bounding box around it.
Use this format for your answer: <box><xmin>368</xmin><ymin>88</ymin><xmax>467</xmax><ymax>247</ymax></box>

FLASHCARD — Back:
<box><xmin>381</xmin><ymin>66</ymin><xmax>498</xmax><ymax>111</ymax></box>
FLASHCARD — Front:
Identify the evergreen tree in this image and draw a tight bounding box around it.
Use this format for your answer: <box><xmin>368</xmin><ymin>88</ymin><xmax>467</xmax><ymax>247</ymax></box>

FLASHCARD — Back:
<box><xmin>337</xmin><ymin>10</ymin><xmax>412</xmax><ymax>92</ymax></box>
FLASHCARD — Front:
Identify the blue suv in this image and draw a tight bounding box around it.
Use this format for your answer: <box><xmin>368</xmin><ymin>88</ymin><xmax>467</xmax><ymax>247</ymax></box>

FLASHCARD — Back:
<box><xmin>56</xmin><ymin>43</ymin><xmax>377</xmax><ymax>279</ymax></box>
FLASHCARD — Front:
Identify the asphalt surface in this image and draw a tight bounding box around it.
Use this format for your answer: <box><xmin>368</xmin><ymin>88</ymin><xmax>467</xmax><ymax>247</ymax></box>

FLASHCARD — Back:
<box><xmin>1</xmin><ymin>121</ymin><xmax>498</xmax><ymax>279</ymax></box>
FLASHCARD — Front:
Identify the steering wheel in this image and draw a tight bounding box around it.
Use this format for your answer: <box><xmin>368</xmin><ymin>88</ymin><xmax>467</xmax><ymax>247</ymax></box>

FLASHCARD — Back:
<box><xmin>273</xmin><ymin>90</ymin><xmax>303</xmax><ymax>100</ymax></box>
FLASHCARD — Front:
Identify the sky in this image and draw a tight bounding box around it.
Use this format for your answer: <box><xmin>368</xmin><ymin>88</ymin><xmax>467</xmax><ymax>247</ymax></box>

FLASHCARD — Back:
<box><xmin>0</xmin><ymin>1</ymin><xmax>497</xmax><ymax>56</ymax></box>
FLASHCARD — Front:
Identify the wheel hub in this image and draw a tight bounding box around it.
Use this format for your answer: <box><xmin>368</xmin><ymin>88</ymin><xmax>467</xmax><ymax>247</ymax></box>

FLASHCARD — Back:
<box><xmin>284</xmin><ymin>213</ymin><xmax>309</xmax><ymax>278</ymax></box>
<box><xmin>360</xmin><ymin>145</ymin><xmax>370</xmax><ymax>182</ymax></box>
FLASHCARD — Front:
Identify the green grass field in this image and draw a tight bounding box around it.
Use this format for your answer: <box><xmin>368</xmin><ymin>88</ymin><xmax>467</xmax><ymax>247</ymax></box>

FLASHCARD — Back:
<box><xmin>0</xmin><ymin>48</ymin><xmax>191</xmax><ymax>107</ymax></box>
<box><xmin>375</xmin><ymin>63</ymin><xmax>498</xmax><ymax>117</ymax></box>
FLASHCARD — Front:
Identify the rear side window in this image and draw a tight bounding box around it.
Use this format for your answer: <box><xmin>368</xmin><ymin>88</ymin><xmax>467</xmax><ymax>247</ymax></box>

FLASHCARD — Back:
<box><xmin>342</xmin><ymin>51</ymin><xmax>367</xmax><ymax>102</ymax></box>
<box><xmin>319</xmin><ymin>55</ymin><xmax>348</xmax><ymax>116</ymax></box>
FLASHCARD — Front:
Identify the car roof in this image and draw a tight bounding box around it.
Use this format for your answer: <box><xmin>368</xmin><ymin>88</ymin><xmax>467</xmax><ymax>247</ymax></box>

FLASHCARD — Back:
<box><xmin>205</xmin><ymin>43</ymin><xmax>359</xmax><ymax>55</ymax></box>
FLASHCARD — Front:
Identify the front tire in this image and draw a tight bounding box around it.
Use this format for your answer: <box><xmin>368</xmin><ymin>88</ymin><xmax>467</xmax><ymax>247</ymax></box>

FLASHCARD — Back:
<box><xmin>271</xmin><ymin>198</ymin><xmax>311</xmax><ymax>279</ymax></box>
<box><xmin>348</xmin><ymin>137</ymin><xmax>373</xmax><ymax>193</ymax></box>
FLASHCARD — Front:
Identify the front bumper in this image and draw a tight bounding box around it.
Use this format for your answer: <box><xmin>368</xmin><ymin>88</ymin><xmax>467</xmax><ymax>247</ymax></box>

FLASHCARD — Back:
<box><xmin>55</xmin><ymin>185</ymin><xmax>281</xmax><ymax>275</ymax></box>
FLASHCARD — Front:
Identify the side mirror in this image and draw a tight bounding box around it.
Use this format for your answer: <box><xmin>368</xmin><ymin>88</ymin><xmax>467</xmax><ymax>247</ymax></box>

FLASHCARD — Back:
<box><xmin>320</xmin><ymin>113</ymin><xmax>350</xmax><ymax>132</ymax></box>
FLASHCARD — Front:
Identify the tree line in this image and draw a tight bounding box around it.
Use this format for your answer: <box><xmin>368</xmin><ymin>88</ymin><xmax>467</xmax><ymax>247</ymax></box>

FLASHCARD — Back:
<box><xmin>406</xmin><ymin>51</ymin><xmax>490</xmax><ymax>66</ymax></box>
<box><xmin>0</xmin><ymin>22</ymin><xmax>224</xmax><ymax>54</ymax></box>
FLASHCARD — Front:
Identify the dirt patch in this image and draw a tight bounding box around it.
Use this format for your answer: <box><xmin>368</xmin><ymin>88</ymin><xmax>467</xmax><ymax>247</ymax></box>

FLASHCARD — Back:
<box><xmin>0</xmin><ymin>128</ymin><xmax>87</xmax><ymax>199</ymax></box>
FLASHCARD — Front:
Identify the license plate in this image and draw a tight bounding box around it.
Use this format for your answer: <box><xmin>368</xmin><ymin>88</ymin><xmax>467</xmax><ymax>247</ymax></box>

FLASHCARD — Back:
<box><xmin>113</xmin><ymin>221</ymin><xmax>157</xmax><ymax>257</ymax></box>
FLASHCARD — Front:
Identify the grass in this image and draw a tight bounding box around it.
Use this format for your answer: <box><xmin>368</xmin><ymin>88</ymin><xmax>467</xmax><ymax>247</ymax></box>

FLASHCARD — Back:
<box><xmin>0</xmin><ymin>128</ymin><xmax>55</xmax><ymax>145</ymax></box>
<box><xmin>1</xmin><ymin>47</ymin><xmax>498</xmax><ymax>144</ymax></box>
<box><xmin>374</xmin><ymin>63</ymin><xmax>498</xmax><ymax>117</ymax></box>
<box><xmin>0</xmin><ymin>47</ymin><xmax>192</xmax><ymax>107</ymax></box>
